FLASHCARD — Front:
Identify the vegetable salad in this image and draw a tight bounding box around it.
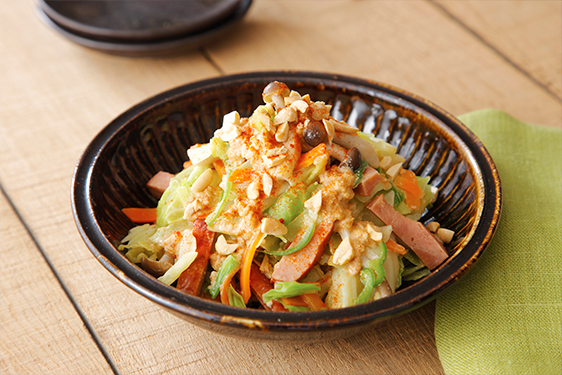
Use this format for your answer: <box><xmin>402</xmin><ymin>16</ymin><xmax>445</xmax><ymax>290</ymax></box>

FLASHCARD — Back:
<box><xmin>119</xmin><ymin>82</ymin><xmax>453</xmax><ymax>311</ymax></box>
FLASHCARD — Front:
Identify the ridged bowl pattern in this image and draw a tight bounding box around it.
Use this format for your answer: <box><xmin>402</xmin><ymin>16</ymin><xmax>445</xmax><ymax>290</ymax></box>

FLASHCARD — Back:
<box><xmin>72</xmin><ymin>71</ymin><xmax>501</xmax><ymax>341</ymax></box>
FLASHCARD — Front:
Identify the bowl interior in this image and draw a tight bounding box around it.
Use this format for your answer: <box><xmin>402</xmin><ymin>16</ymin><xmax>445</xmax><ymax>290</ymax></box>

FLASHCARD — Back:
<box><xmin>74</xmin><ymin>72</ymin><xmax>500</xmax><ymax>338</ymax></box>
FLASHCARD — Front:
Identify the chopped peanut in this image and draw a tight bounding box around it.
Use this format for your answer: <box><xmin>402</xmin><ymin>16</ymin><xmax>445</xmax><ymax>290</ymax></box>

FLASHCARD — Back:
<box><xmin>290</xmin><ymin>99</ymin><xmax>309</xmax><ymax>113</ymax></box>
<box><xmin>437</xmin><ymin>228</ymin><xmax>455</xmax><ymax>244</ymax></box>
<box><xmin>426</xmin><ymin>221</ymin><xmax>441</xmax><ymax>233</ymax></box>
<box><xmin>247</xmin><ymin>181</ymin><xmax>260</xmax><ymax>200</ymax></box>
<box><xmin>262</xmin><ymin>173</ymin><xmax>273</xmax><ymax>196</ymax></box>
<box><xmin>215</xmin><ymin>235</ymin><xmax>238</xmax><ymax>255</ymax></box>
<box><xmin>322</xmin><ymin>118</ymin><xmax>335</xmax><ymax>145</ymax></box>
<box><xmin>274</xmin><ymin>107</ymin><xmax>297</xmax><ymax>125</ymax></box>
<box><xmin>260</xmin><ymin>218</ymin><xmax>288</xmax><ymax>236</ymax></box>
<box><xmin>191</xmin><ymin>169</ymin><xmax>214</xmax><ymax>193</ymax></box>
<box><xmin>304</xmin><ymin>191</ymin><xmax>322</xmax><ymax>214</ymax></box>
<box><xmin>386</xmin><ymin>163</ymin><xmax>403</xmax><ymax>181</ymax></box>
<box><xmin>332</xmin><ymin>237</ymin><xmax>354</xmax><ymax>266</ymax></box>
<box><xmin>275</xmin><ymin>121</ymin><xmax>289</xmax><ymax>142</ymax></box>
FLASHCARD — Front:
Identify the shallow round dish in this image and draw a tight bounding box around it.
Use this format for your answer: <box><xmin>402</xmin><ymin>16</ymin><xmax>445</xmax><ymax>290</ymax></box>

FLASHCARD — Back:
<box><xmin>39</xmin><ymin>0</ymin><xmax>241</xmax><ymax>42</ymax></box>
<box><xmin>36</xmin><ymin>0</ymin><xmax>252</xmax><ymax>57</ymax></box>
<box><xmin>72</xmin><ymin>71</ymin><xmax>501</xmax><ymax>341</ymax></box>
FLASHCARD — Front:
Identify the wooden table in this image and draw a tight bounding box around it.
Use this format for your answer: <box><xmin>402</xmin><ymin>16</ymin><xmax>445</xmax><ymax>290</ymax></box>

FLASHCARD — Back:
<box><xmin>1</xmin><ymin>1</ymin><xmax>560</xmax><ymax>374</ymax></box>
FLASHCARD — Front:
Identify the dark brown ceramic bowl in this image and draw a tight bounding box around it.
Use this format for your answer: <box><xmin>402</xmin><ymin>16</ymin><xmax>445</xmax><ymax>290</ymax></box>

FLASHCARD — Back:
<box><xmin>72</xmin><ymin>71</ymin><xmax>501</xmax><ymax>341</ymax></box>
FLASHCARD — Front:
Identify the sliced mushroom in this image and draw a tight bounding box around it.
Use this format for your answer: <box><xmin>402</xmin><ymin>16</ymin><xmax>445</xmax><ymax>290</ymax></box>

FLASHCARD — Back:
<box><xmin>339</xmin><ymin>147</ymin><xmax>363</xmax><ymax>171</ymax></box>
<box><xmin>263</xmin><ymin>81</ymin><xmax>290</xmax><ymax>103</ymax></box>
<box><xmin>140</xmin><ymin>252</ymin><xmax>174</xmax><ymax>277</ymax></box>
<box><xmin>333</xmin><ymin>132</ymin><xmax>380</xmax><ymax>168</ymax></box>
<box><xmin>325</xmin><ymin>142</ymin><xmax>348</xmax><ymax>162</ymax></box>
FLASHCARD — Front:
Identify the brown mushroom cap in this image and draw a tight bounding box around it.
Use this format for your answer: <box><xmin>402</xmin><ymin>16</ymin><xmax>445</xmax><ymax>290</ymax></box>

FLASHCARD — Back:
<box><xmin>303</xmin><ymin>120</ymin><xmax>328</xmax><ymax>147</ymax></box>
<box><xmin>263</xmin><ymin>81</ymin><xmax>290</xmax><ymax>103</ymax></box>
<box><xmin>340</xmin><ymin>147</ymin><xmax>363</xmax><ymax>171</ymax></box>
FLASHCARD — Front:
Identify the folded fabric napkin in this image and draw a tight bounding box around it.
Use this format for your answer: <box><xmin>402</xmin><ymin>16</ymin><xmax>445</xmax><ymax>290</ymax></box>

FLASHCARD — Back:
<box><xmin>434</xmin><ymin>109</ymin><xmax>562</xmax><ymax>374</ymax></box>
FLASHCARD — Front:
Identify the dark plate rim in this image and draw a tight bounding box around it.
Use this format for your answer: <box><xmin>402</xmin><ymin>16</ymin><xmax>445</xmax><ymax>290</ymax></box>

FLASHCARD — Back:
<box><xmin>71</xmin><ymin>71</ymin><xmax>502</xmax><ymax>332</ymax></box>
<box><xmin>39</xmin><ymin>0</ymin><xmax>242</xmax><ymax>42</ymax></box>
<box><xmin>35</xmin><ymin>0</ymin><xmax>252</xmax><ymax>57</ymax></box>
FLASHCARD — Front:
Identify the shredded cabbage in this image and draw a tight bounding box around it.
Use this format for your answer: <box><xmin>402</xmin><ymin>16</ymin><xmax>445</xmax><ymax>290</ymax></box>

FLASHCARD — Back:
<box><xmin>156</xmin><ymin>166</ymin><xmax>199</xmax><ymax>227</ymax></box>
<box><xmin>157</xmin><ymin>251</ymin><xmax>197</xmax><ymax>285</ymax></box>
<box><xmin>118</xmin><ymin>81</ymin><xmax>453</xmax><ymax>311</ymax></box>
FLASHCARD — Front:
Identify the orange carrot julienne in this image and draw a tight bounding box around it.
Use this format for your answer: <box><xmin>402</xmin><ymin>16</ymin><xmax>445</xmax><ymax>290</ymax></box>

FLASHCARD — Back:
<box><xmin>213</xmin><ymin>159</ymin><xmax>226</xmax><ymax>176</ymax></box>
<box><xmin>240</xmin><ymin>232</ymin><xmax>267</xmax><ymax>304</ymax></box>
<box><xmin>280</xmin><ymin>296</ymin><xmax>308</xmax><ymax>307</ymax></box>
<box><xmin>386</xmin><ymin>239</ymin><xmax>407</xmax><ymax>255</ymax></box>
<box><xmin>220</xmin><ymin>266</ymin><xmax>240</xmax><ymax>306</ymax></box>
<box><xmin>122</xmin><ymin>208</ymin><xmax>157</xmax><ymax>223</ymax></box>
<box><xmin>228</xmin><ymin>168</ymin><xmax>254</xmax><ymax>184</ymax></box>
<box><xmin>394</xmin><ymin>169</ymin><xmax>424</xmax><ymax>210</ymax></box>
<box><xmin>281</xmin><ymin>293</ymin><xmax>326</xmax><ymax>311</ymax></box>
<box><xmin>300</xmin><ymin>293</ymin><xmax>326</xmax><ymax>311</ymax></box>
<box><xmin>294</xmin><ymin>143</ymin><xmax>328</xmax><ymax>172</ymax></box>
<box><xmin>183</xmin><ymin>160</ymin><xmax>193</xmax><ymax>169</ymax></box>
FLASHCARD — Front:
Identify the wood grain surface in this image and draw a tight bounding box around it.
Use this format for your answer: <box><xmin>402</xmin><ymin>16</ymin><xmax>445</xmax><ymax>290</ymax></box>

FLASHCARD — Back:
<box><xmin>0</xmin><ymin>191</ymin><xmax>113</xmax><ymax>375</ymax></box>
<box><xmin>1</xmin><ymin>0</ymin><xmax>560</xmax><ymax>374</ymax></box>
<box><xmin>205</xmin><ymin>0</ymin><xmax>561</xmax><ymax>127</ymax></box>
<box><xmin>436</xmin><ymin>0</ymin><xmax>562</xmax><ymax>100</ymax></box>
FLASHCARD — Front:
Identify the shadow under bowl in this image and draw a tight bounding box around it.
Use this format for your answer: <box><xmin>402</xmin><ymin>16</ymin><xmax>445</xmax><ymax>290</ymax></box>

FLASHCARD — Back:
<box><xmin>71</xmin><ymin>71</ymin><xmax>501</xmax><ymax>341</ymax></box>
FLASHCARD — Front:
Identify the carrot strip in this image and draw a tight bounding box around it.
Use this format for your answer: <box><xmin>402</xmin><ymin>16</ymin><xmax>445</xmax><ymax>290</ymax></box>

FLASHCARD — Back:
<box><xmin>280</xmin><ymin>293</ymin><xmax>326</xmax><ymax>311</ymax></box>
<box><xmin>213</xmin><ymin>159</ymin><xmax>226</xmax><ymax>176</ymax></box>
<box><xmin>394</xmin><ymin>169</ymin><xmax>423</xmax><ymax>210</ymax></box>
<box><xmin>122</xmin><ymin>208</ymin><xmax>157</xmax><ymax>223</ymax></box>
<box><xmin>294</xmin><ymin>143</ymin><xmax>328</xmax><ymax>172</ymax></box>
<box><xmin>386</xmin><ymin>239</ymin><xmax>407</xmax><ymax>255</ymax></box>
<box><xmin>300</xmin><ymin>293</ymin><xmax>326</xmax><ymax>311</ymax></box>
<box><xmin>240</xmin><ymin>232</ymin><xmax>267</xmax><ymax>303</ymax></box>
<box><xmin>228</xmin><ymin>168</ymin><xmax>254</xmax><ymax>184</ymax></box>
<box><xmin>280</xmin><ymin>296</ymin><xmax>308</xmax><ymax>307</ymax></box>
<box><xmin>220</xmin><ymin>266</ymin><xmax>240</xmax><ymax>305</ymax></box>
<box><xmin>183</xmin><ymin>160</ymin><xmax>193</xmax><ymax>169</ymax></box>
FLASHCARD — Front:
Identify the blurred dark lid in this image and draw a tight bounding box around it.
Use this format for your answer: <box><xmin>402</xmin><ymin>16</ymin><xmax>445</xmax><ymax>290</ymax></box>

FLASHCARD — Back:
<box><xmin>35</xmin><ymin>0</ymin><xmax>252</xmax><ymax>56</ymax></box>
<box><xmin>40</xmin><ymin>0</ymin><xmax>242</xmax><ymax>42</ymax></box>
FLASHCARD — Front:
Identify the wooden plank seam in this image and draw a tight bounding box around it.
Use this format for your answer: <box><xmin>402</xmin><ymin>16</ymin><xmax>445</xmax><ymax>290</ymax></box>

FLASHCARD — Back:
<box><xmin>0</xmin><ymin>183</ymin><xmax>121</xmax><ymax>375</ymax></box>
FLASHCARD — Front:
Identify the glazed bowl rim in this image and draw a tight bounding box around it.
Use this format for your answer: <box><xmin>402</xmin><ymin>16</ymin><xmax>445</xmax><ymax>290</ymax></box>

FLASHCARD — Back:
<box><xmin>71</xmin><ymin>70</ymin><xmax>502</xmax><ymax>332</ymax></box>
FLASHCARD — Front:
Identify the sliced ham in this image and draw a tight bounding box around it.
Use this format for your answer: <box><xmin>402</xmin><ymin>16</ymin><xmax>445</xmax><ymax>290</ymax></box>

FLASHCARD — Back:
<box><xmin>354</xmin><ymin>167</ymin><xmax>382</xmax><ymax>196</ymax></box>
<box><xmin>146</xmin><ymin>171</ymin><xmax>174</xmax><ymax>199</ymax></box>
<box><xmin>272</xmin><ymin>215</ymin><xmax>334</xmax><ymax>282</ymax></box>
<box><xmin>367</xmin><ymin>195</ymin><xmax>448</xmax><ymax>269</ymax></box>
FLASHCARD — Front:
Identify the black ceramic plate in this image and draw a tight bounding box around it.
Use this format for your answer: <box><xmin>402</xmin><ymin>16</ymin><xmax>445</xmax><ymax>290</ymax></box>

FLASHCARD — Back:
<box><xmin>39</xmin><ymin>0</ymin><xmax>241</xmax><ymax>42</ymax></box>
<box><xmin>36</xmin><ymin>0</ymin><xmax>252</xmax><ymax>57</ymax></box>
<box><xmin>72</xmin><ymin>72</ymin><xmax>502</xmax><ymax>341</ymax></box>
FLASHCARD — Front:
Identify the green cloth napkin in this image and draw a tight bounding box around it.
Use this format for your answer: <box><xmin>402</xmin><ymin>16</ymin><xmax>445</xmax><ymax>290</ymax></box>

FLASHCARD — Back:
<box><xmin>435</xmin><ymin>109</ymin><xmax>562</xmax><ymax>375</ymax></box>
